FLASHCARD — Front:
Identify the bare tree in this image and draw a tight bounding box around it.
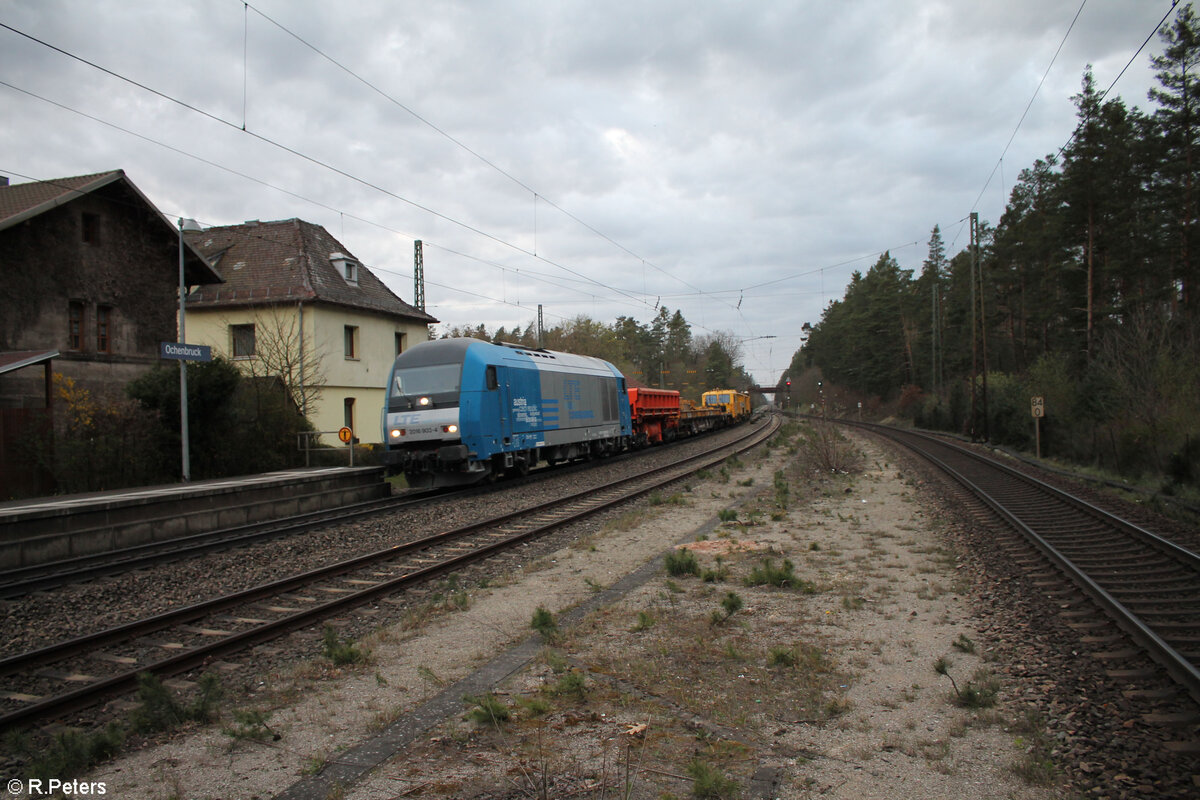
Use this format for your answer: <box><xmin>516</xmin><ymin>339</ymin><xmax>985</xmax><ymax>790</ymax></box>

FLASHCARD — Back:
<box><xmin>217</xmin><ymin>305</ymin><xmax>326</xmax><ymax>418</ymax></box>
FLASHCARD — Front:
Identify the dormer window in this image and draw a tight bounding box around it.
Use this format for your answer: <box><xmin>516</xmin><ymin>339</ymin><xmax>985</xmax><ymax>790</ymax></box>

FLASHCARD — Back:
<box><xmin>330</xmin><ymin>252</ymin><xmax>359</xmax><ymax>286</ymax></box>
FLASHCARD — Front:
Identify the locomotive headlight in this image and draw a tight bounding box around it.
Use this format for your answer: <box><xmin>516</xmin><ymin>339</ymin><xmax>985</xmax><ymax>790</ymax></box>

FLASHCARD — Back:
<box><xmin>389</xmin><ymin>428</ymin><xmax>404</xmax><ymax>439</ymax></box>
<box><xmin>443</xmin><ymin>424</ymin><xmax>458</xmax><ymax>434</ymax></box>
<box><xmin>417</xmin><ymin>396</ymin><xmax>431</xmax><ymax>407</ymax></box>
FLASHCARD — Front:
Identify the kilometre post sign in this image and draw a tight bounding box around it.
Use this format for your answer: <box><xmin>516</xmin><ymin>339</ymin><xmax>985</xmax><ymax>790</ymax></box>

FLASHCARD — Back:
<box><xmin>160</xmin><ymin>342</ymin><xmax>212</xmax><ymax>362</ymax></box>
<box><xmin>1031</xmin><ymin>396</ymin><xmax>1044</xmax><ymax>459</ymax></box>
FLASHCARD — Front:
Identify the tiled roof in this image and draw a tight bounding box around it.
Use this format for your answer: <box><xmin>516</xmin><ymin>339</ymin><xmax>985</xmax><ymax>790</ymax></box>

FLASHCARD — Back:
<box><xmin>0</xmin><ymin>170</ymin><xmax>222</xmax><ymax>285</ymax></box>
<box><xmin>186</xmin><ymin>219</ymin><xmax>436</xmax><ymax>323</ymax></box>
<box><xmin>0</xmin><ymin>171</ymin><xmax>125</xmax><ymax>230</ymax></box>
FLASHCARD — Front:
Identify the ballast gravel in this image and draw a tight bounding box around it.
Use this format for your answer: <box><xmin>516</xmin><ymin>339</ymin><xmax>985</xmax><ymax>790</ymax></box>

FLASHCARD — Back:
<box><xmin>71</xmin><ymin>427</ymin><xmax>1096</xmax><ymax>800</ymax></box>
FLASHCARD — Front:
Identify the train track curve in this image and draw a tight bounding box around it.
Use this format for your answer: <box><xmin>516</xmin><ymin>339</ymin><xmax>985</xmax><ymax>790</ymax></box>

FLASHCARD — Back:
<box><xmin>0</xmin><ymin>415</ymin><xmax>779</xmax><ymax>734</ymax></box>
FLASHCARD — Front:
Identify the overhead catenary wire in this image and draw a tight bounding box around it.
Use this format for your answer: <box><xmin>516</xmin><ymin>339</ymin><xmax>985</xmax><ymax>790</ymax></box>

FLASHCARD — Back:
<box><xmin>967</xmin><ymin>0</ymin><xmax>1181</xmax><ymax>231</ymax></box>
<box><xmin>1052</xmin><ymin>1</ymin><xmax>1180</xmax><ymax>161</ymax></box>
<box><xmin>967</xmin><ymin>0</ymin><xmax>1088</xmax><ymax>218</ymax></box>
<box><xmin>239</xmin><ymin>1</ymin><xmax>713</xmax><ymax>300</ymax></box>
<box><xmin>1</xmin><ymin>11</ymin><xmax>952</xmax><ymax>356</ymax></box>
<box><xmin>0</xmin><ymin>161</ymin><xmax>603</xmax><ymax>329</ymax></box>
<box><xmin>8</xmin><ymin>6</ymin><xmax>1171</xmax><ymax>383</ymax></box>
<box><xmin>0</xmin><ymin>20</ymin><xmax>656</xmax><ymax>314</ymax></box>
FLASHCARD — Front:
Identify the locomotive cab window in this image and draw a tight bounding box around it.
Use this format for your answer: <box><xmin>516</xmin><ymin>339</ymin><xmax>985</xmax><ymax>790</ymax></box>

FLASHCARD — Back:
<box><xmin>391</xmin><ymin>363</ymin><xmax>462</xmax><ymax>399</ymax></box>
<box><xmin>485</xmin><ymin>365</ymin><xmax>498</xmax><ymax>390</ymax></box>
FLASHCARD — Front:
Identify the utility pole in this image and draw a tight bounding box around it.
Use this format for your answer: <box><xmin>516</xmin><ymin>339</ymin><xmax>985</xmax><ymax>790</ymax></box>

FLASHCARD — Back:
<box><xmin>969</xmin><ymin>212</ymin><xmax>979</xmax><ymax>441</ymax></box>
<box><xmin>974</xmin><ymin>212</ymin><xmax>989</xmax><ymax>443</ymax></box>
<box><xmin>413</xmin><ymin>240</ymin><xmax>425</xmax><ymax>312</ymax></box>
<box><xmin>926</xmin><ymin>266</ymin><xmax>936</xmax><ymax>398</ymax></box>
<box><xmin>968</xmin><ymin>212</ymin><xmax>989</xmax><ymax>442</ymax></box>
<box><xmin>537</xmin><ymin>304</ymin><xmax>544</xmax><ymax>348</ymax></box>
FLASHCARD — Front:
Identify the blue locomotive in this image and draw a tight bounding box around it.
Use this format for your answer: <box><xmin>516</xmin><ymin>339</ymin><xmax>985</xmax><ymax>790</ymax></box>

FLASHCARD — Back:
<box><xmin>382</xmin><ymin>338</ymin><xmax>632</xmax><ymax>487</ymax></box>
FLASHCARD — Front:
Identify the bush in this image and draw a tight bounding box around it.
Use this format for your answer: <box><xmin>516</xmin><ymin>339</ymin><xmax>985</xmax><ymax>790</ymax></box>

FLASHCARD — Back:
<box><xmin>549</xmin><ymin>670</ymin><xmax>588</xmax><ymax>700</ymax></box>
<box><xmin>127</xmin><ymin>358</ymin><xmax>312</xmax><ymax>480</ymax></box>
<box><xmin>322</xmin><ymin>625</ymin><xmax>368</xmax><ymax>666</ymax></box>
<box><xmin>531</xmin><ymin>606</ymin><xmax>559</xmax><ymax>640</ymax></box>
<box><xmin>27</xmin><ymin>375</ymin><xmax>172</xmax><ymax>495</ymax></box>
<box><xmin>464</xmin><ymin>693</ymin><xmax>510</xmax><ymax>725</ymax></box>
<box><xmin>799</xmin><ymin>422</ymin><xmax>863</xmax><ymax>473</ymax></box>
<box><xmin>665</xmin><ymin>547</ymin><xmax>701</xmax><ymax>577</ymax></box>
<box><xmin>745</xmin><ymin>558</ymin><xmax>814</xmax><ymax>592</ymax></box>
<box><xmin>130</xmin><ymin>672</ymin><xmax>222</xmax><ymax>734</ymax></box>
<box><xmin>687</xmin><ymin>760</ymin><xmax>739</xmax><ymax>799</ymax></box>
<box><xmin>25</xmin><ymin>724</ymin><xmax>124</xmax><ymax>782</ymax></box>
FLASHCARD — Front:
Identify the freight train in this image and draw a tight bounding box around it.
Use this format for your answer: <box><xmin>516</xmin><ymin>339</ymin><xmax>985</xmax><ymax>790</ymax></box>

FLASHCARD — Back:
<box><xmin>382</xmin><ymin>338</ymin><xmax>751</xmax><ymax>487</ymax></box>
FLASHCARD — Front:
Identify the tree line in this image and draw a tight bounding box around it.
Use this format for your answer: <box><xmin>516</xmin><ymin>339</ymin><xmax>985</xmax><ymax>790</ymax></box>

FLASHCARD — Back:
<box><xmin>441</xmin><ymin>305</ymin><xmax>754</xmax><ymax>402</ymax></box>
<box><xmin>794</xmin><ymin>7</ymin><xmax>1200</xmax><ymax>489</ymax></box>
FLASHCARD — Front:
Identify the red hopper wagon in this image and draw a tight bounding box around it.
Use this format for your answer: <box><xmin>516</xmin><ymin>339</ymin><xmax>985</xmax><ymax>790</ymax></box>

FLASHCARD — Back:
<box><xmin>627</xmin><ymin>387</ymin><xmax>681</xmax><ymax>445</ymax></box>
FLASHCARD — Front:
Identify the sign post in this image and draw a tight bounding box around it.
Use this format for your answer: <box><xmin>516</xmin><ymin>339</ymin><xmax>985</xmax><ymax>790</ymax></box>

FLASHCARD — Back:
<box><xmin>161</xmin><ymin>341</ymin><xmax>213</xmax><ymax>481</ymax></box>
<box><xmin>1031</xmin><ymin>396</ymin><xmax>1044</xmax><ymax>459</ymax></box>
<box><xmin>339</xmin><ymin>426</ymin><xmax>355</xmax><ymax>466</ymax></box>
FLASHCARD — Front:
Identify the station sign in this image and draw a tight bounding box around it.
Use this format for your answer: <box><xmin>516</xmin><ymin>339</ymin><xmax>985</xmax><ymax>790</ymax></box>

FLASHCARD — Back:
<box><xmin>160</xmin><ymin>342</ymin><xmax>212</xmax><ymax>362</ymax></box>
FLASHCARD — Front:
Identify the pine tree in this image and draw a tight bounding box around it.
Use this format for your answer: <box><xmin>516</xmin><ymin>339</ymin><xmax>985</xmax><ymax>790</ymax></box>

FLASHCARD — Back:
<box><xmin>1150</xmin><ymin>3</ymin><xmax>1200</xmax><ymax>318</ymax></box>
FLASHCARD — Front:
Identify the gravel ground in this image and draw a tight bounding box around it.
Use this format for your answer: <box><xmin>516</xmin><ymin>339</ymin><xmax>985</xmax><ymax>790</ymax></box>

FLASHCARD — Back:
<box><xmin>11</xmin><ymin>420</ymin><xmax>1200</xmax><ymax>798</ymax></box>
<box><xmin>60</xmin><ymin>424</ymin><xmax>1061</xmax><ymax>799</ymax></box>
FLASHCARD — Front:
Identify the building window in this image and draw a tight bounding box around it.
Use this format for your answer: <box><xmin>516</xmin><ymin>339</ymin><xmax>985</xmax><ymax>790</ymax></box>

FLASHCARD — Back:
<box><xmin>68</xmin><ymin>301</ymin><xmax>84</xmax><ymax>350</ymax></box>
<box><xmin>96</xmin><ymin>306</ymin><xmax>111</xmax><ymax>353</ymax></box>
<box><xmin>343</xmin><ymin>261</ymin><xmax>358</xmax><ymax>284</ymax></box>
<box><xmin>344</xmin><ymin>325</ymin><xmax>358</xmax><ymax>359</ymax></box>
<box><xmin>81</xmin><ymin>212</ymin><xmax>101</xmax><ymax>245</ymax></box>
<box><xmin>395</xmin><ymin>332</ymin><xmax>405</xmax><ymax>356</ymax></box>
<box><xmin>231</xmin><ymin>323</ymin><xmax>256</xmax><ymax>358</ymax></box>
<box><xmin>343</xmin><ymin>397</ymin><xmax>355</xmax><ymax>430</ymax></box>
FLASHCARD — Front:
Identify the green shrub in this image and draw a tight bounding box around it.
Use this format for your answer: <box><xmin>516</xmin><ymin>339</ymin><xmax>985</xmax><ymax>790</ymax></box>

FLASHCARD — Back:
<box><xmin>222</xmin><ymin>708</ymin><xmax>279</xmax><ymax>742</ymax></box>
<box><xmin>531</xmin><ymin>606</ymin><xmax>559</xmax><ymax>640</ymax></box>
<box><xmin>702</xmin><ymin>556</ymin><xmax>729</xmax><ymax>583</ymax></box>
<box><xmin>687</xmin><ymin>759</ymin><xmax>739</xmax><ymax>799</ymax></box>
<box><xmin>665</xmin><ymin>547</ymin><xmax>701</xmax><ymax>577</ymax></box>
<box><xmin>322</xmin><ymin>625</ymin><xmax>368</xmax><ymax>666</ymax></box>
<box><xmin>464</xmin><ymin>693</ymin><xmax>510</xmax><ymax>725</ymax></box>
<box><xmin>768</xmin><ymin>645</ymin><xmax>797</xmax><ymax>667</ymax></box>
<box><xmin>130</xmin><ymin>672</ymin><xmax>222</xmax><ymax>734</ymax></box>
<box><xmin>744</xmin><ymin>558</ymin><xmax>814</xmax><ymax>592</ymax></box>
<box><xmin>26</xmin><ymin>724</ymin><xmax>124</xmax><ymax>782</ymax></box>
<box><xmin>549</xmin><ymin>670</ymin><xmax>588</xmax><ymax>700</ymax></box>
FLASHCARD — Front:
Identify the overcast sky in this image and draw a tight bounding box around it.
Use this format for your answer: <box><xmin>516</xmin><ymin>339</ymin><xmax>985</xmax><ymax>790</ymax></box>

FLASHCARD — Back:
<box><xmin>0</xmin><ymin>1</ymin><xmax>1181</xmax><ymax>385</ymax></box>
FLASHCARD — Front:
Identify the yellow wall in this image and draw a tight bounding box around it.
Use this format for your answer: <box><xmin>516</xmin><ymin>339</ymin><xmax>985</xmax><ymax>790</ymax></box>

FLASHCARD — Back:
<box><xmin>186</xmin><ymin>302</ymin><xmax>429</xmax><ymax>444</ymax></box>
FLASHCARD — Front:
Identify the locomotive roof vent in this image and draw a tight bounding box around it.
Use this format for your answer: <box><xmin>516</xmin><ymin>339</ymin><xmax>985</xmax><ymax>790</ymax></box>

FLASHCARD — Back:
<box><xmin>499</xmin><ymin>342</ymin><xmax>555</xmax><ymax>358</ymax></box>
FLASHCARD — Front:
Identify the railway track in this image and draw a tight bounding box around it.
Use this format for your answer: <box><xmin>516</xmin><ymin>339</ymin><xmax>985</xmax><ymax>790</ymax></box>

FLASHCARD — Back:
<box><xmin>0</xmin><ymin>415</ymin><xmax>779</xmax><ymax>734</ymax></box>
<box><xmin>850</xmin><ymin>420</ymin><xmax>1200</xmax><ymax>706</ymax></box>
<box><xmin>0</xmin><ymin>434</ymin><xmax>712</xmax><ymax>598</ymax></box>
<box><xmin>0</xmin><ymin>488</ymin><xmax>446</xmax><ymax>599</ymax></box>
